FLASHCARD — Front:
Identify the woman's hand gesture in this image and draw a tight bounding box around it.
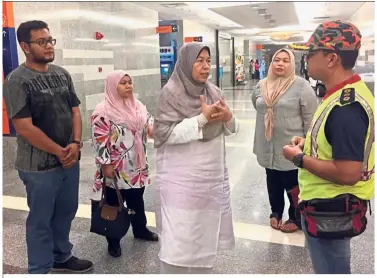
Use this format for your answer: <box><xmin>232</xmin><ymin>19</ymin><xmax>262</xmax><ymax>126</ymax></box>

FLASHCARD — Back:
<box><xmin>210</xmin><ymin>99</ymin><xmax>233</xmax><ymax>122</ymax></box>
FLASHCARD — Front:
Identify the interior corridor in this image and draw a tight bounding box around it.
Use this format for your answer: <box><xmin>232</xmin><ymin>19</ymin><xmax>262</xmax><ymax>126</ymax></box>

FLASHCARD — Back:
<box><xmin>2</xmin><ymin>82</ymin><xmax>374</xmax><ymax>274</ymax></box>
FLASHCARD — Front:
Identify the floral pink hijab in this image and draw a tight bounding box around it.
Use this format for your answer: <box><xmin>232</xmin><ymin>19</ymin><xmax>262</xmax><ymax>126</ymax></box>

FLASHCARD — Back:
<box><xmin>92</xmin><ymin>70</ymin><xmax>148</xmax><ymax>169</ymax></box>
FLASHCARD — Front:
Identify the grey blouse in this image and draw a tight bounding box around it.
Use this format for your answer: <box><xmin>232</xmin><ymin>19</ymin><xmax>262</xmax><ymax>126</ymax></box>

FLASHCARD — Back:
<box><xmin>251</xmin><ymin>76</ymin><xmax>318</xmax><ymax>171</ymax></box>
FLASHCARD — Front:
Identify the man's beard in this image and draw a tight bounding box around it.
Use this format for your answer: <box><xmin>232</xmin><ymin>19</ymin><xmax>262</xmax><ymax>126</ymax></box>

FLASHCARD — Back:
<box><xmin>30</xmin><ymin>49</ymin><xmax>55</xmax><ymax>64</ymax></box>
<box><xmin>32</xmin><ymin>55</ymin><xmax>54</xmax><ymax>64</ymax></box>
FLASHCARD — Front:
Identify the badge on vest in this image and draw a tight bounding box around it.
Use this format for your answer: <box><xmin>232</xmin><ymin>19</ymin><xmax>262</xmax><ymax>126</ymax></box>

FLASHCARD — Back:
<box><xmin>340</xmin><ymin>88</ymin><xmax>355</xmax><ymax>105</ymax></box>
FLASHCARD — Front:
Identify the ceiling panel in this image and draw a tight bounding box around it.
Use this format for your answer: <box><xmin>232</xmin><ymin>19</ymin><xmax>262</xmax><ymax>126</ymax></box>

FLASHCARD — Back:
<box><xmin>293</xmin><ymin>1</ymin><xmax>365</xmax><ymax>24</ymax></box>
<box><xmin>210</xmin><ymin>2</ymin><xmax>300</xmax><ymax>29</ymax></box>
<box><xmin>136</xmin><ymin>2</ymin><xmax>242</xmax><ymax>29</ymax></box>
<box><xmin>136</xmin><ymin>1</ymin><xmax>371</xmax><ymax>44</ymax></box>
<box><xmin>136</xmin><ymin>2</ymin><xmax>192</xmax><ymax>20</ymax></box>
<box><xmin>348</xmin><ymin>1</ymin><xmax>374</xmax><ymax>37</ymax></box>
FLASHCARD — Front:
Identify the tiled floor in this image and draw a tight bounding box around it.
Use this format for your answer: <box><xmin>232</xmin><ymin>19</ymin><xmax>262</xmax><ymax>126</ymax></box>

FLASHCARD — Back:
<box><xmin>2</xmin><ymin>82</ymin><xmax>374</xmax><ymax>274</ymax></box>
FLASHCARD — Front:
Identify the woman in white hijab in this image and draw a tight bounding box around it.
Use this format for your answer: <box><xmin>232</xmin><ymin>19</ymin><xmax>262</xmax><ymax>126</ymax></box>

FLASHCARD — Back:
<box><xmin>153</xmin><ymin>43</ymin><xmax>238</xmax><ymax>274</ymax></box>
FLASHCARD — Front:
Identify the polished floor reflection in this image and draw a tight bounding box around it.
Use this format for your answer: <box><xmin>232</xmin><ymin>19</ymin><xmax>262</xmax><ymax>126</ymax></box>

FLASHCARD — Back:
<box><xmin>2</xmin><ymin>82</ymin><xmax>374</xmax><ymax>274</ymax></box>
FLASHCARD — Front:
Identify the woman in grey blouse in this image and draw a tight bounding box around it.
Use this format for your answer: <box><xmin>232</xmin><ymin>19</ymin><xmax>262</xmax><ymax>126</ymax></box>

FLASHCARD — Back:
<box><xmin>251</xmin><ymin>49</ymin><xmax>317</xmax><ymax>232</ymax></box>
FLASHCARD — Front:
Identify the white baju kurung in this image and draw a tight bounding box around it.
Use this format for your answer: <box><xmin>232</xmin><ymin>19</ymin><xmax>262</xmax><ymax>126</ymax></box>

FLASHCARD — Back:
<box><xmin>155</xmin><ymin>115</ymin><xmax>238</xmax><ymax>269</ymax></box>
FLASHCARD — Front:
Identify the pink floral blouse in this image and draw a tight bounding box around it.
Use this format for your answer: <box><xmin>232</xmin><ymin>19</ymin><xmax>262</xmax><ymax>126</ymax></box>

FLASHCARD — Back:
<box><xmin>91</xmin><ymin>114</ymin><xmax>153</xmax><ymax>191</ymax></box>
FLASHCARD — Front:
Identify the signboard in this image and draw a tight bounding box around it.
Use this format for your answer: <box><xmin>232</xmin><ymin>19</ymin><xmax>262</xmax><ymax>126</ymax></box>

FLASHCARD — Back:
<box><xmin>3</xmin><ymin>28</ymin><xmax>19</xmax><ymax>77</ymax></box>
<box><xmin>160</xmin><ymin>47</ymin><xmax>174</xmax><ymax>62</ymax></box>
<box><xmin>3</xmin><ymin>74</ymin><xmax>10</xmax><ymax>135</ymax></box>
<box><xmin>156</xmin><ymin>24</ymin><xmax>178</xmax><ymax>34</ymax></box>
<box><xmin>184</xmin><ymin>36</ymin><xmax>203</xmax><ymax>43</ymax></box>
<box><xmin>3</xmin><ymin>1</ymin><xmax>18</xmax><ymax>135</ymax></box>
<box><xmin>219</xmin><ymin>66</ymin><xmax>224</xmax><ymax>80</ymax></box>
<box><xmin>2</xmin><ymin>2</ymin><xmax>14</xmax><ymax>28</ymax></box>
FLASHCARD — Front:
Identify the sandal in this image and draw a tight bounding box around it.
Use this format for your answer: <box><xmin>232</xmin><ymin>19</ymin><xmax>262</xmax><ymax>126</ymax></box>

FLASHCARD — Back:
<box><xmin>269</xmin><ymin>213</ymin><xmax>282</xmax><ymax>230</ymax></box>
<box><xmin>280</xmin><ymin>219</ymin><xmax>299</xmax><ymax>233</ymax></box>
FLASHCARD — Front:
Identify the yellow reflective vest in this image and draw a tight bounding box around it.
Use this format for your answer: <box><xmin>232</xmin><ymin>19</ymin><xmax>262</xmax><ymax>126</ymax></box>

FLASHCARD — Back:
<box><xmin>298</xmin><ymin>77</ymin><xmax>374</xmax><ymax>201</ymax></box>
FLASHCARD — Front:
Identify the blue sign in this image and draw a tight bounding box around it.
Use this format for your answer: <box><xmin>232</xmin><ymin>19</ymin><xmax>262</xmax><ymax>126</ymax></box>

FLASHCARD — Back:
<box><xmin>3</xmin><ymin>28</ymin><xmax>19</xmax><ymax>77</ymax></box>
<box><xmin>3</xmin><ymin>27</ymin><xmax>19</xmax><ymax>136</ymax></box>
<box><xmin>219</xmin><ymin>66</ymin><xmax>224</xmax><ymax>80</ymax></box>
<box><xmin>160</xmin><ymin>47</ymin><xmax>175</xmax><ymax>62</ymax></box>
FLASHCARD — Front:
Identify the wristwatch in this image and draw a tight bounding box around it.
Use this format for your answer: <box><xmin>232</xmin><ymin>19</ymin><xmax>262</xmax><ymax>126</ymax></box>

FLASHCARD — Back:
<box><xmin>73</xmin><ymin>140</ymin><xmax>83</xmax><ymax>149</ymax></box>
<box><xmin>293</xmin><ymin>153</ymin><xmax>305</xmax><ymax>168</ymax></box>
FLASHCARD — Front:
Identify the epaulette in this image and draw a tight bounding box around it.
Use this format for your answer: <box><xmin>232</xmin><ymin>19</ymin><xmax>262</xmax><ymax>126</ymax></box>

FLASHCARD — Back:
<box><xmin>340</xmin><ymin>88</ymin><xmax>355</xmax><ymax>105</ymax></box>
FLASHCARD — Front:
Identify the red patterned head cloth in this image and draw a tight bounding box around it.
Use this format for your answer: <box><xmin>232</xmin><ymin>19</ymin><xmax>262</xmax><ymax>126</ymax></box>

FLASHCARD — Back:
<box><xmin>305</xmin><ymin>20</ymin><xmax>362</xmax><ymax>51</ymax></box>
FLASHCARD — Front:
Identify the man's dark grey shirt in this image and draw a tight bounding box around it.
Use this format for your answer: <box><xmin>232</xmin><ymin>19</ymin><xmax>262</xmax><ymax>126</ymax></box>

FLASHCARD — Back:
<box><xmin>3</xmin><ymin>63</ymin><xmax>81</xmax><ymax>172</ymax></box>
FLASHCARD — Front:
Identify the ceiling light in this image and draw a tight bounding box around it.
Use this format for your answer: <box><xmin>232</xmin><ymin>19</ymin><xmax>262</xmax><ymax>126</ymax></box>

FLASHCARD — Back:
<box><xmin>189</xmin><ymin>2</ymin><xmax>257</xmax><ymax>9</ymax></box>
<box><xmin>249</xmin><ymin>1</ymin><xmax>268</xmax><ymax>8</ymax></box>
<box><xmin>273</xmin><ymin>41</ymin><xmax>293</xmax><ymax>45</ymax></box>
<box><xmin>258</xmin><ymin>9</ymin><xmax>267</xmax><ymax>16</ymax></box>
<box><xmin>184</xmin><ymin>3</ymin><xmax>243</xmax><ymax>28</ymax></box>
<box><xmin>313</xmin><ymin>16</ymin><xmax>331</xmax><ymax>20</ymax></box>
<box><xmin>229</xmin><ymin>28</ymin><xmax>261</xmax><ymax>35</ymax></box>
<box><xmin>293</xmin><ymin>2</ymin><xmax>327</xmax><ymax>25</ymax></box>
<box><xmin>219</xmin><ymin>32</ymin><xmax>232</xmax><ymax>40</ymax></box>
<box><xmin>161</xmin><ymin>3</ymin><xmax>188</xmax><ymax>9</ymax></box>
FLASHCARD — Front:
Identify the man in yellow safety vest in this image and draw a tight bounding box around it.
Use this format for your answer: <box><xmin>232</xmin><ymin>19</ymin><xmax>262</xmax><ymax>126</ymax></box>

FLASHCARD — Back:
<box><xmin>282</xmin><ymin>20</ymin><xmax>374</xmax><ymax>274</ymax></box>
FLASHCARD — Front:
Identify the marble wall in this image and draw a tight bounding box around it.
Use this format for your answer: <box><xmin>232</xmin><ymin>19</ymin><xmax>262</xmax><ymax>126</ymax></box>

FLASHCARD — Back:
<box><xmin>13</xmin><ymin>1</ymin><xmax>161</xmax><ymax>140</ymax></box>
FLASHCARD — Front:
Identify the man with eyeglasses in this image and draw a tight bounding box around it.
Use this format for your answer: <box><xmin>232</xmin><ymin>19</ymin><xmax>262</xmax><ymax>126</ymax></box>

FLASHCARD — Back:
<box><xmin>3</xmin><ymin>20</ymin><xmax>93</xmax><ymax>274</ymax></box>
<box><xmin>282</xmin><ymin>20</ymin><xmax>374</xmax><ymax>274</ymax></box>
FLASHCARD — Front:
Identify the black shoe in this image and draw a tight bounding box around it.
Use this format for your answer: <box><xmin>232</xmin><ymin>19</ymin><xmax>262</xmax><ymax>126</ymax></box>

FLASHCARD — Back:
<box><xmin>108</xmin><ymin>242</ymin><xmax>122</xmax><ymax>258</ymax></box>
<box><xmin>134</xmin><ymin>231</ymin><xmax>159</xmax><ymax>242</ymax></box>
<box><xmin>52</xmin><ymin>256</ymin><xmax>93</xmax><ymax>273</ymax></box>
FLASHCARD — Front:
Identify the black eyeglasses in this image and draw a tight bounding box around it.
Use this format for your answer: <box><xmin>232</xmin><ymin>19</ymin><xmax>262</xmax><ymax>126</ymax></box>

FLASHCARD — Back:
<box><xmin>307</xmin><ymin>49</ymin><xmax>336</xmax><ymax>60</ymax></box>
<box><xmin>306</xmin><ymin>50</ymin><xmax>320</xmax><ymax>60</ymax></box>
<box><xmin>28</xmin><ymin>38</ymin><xmax>56</xmax><ymax>48</ymax></box>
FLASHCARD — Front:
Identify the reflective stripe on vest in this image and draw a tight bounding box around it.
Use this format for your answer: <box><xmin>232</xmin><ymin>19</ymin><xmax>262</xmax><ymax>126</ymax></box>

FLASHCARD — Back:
<box><xmin>357</xmin><ymin>94</ymin><xmax>375</xmax><ymax>180</ymax></box>
<box><xmin>308</xmin><ymin>93</ymin><xmax>375</xmax><ymax>181</ymax></box>
<box><xmin>298</xmin><ymin>79</ymin><xmax>375</xmax><ymax>201</ymax></box>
